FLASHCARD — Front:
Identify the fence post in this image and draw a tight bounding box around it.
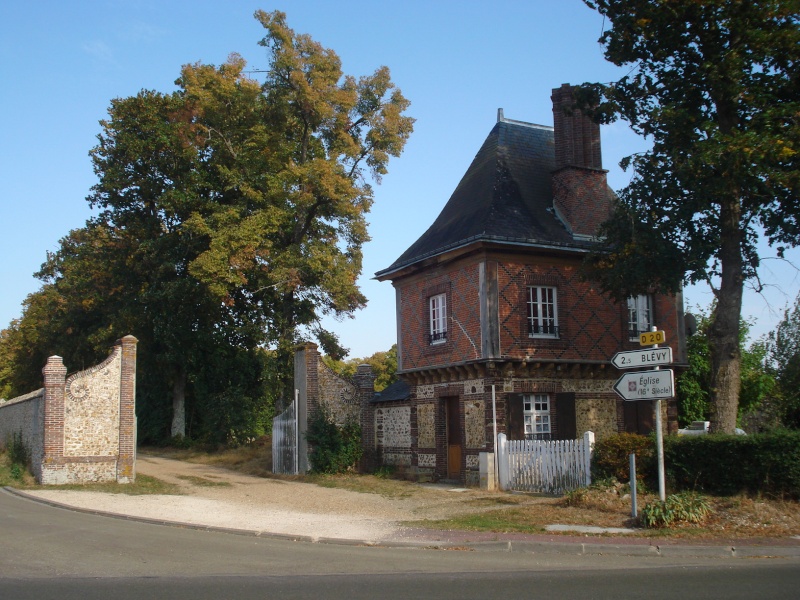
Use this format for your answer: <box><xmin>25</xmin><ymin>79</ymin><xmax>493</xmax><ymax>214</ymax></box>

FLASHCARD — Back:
<box><xmin>583</xmin><ymin>431</ymin><xmax>595</xmax><ymax>487</ymax></box>
<box><xmin>497</xmin><ymin>432</ymin><xmax>508</xmax><ymax>490</ymax></box>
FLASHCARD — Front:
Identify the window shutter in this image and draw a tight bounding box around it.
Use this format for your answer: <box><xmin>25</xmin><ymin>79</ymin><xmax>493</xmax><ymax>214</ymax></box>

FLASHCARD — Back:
<box><xmin>506</xmin><ymin>394</ymin><xmax>525</xmax><ymax>440</ymax></box>
<box><xmin>554</xmin><ymin>392</ymin><xmax>576</xmax><ymax>440</ymax></box>
<box><xmin>624</xmin><ymin>402</ymin><xmax>653</xmax><ymax>435</ymax></box>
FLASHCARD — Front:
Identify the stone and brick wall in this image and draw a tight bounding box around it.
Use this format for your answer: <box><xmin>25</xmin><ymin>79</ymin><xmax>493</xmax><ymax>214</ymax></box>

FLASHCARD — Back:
<box><xmin>294</xmin><ymin>343</ymin><xmax>376</xmax><ymax>472</ymax></box>
<box><xmin>0</xmin><ymin>336</ymin><xmax>138</xmax><ymax>484</ymax></box>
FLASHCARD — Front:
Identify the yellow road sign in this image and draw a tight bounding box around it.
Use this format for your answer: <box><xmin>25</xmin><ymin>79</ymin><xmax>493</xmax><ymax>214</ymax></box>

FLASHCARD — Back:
<box><xmin>639</xmin><ymin>330</ymin><xmax>666</xmax><ymax>346</ymax></box>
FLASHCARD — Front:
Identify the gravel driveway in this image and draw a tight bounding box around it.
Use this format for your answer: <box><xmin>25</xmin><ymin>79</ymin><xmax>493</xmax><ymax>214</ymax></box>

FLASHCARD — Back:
<box><xmin>22</xmin><ymin>455</ymin><xmax>522</xmax><ymax>543</ymax></box>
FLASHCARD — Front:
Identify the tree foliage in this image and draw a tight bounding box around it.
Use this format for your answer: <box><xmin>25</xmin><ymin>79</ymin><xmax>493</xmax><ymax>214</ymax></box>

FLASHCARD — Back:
<box><xmin>581</xmin><ymin>0</ymin><xmax>800</xmax><ymax>432</ymax></box>
<box><xmin>0</xmin><ymin>11</ymin><xmax>413</xmax><ymax>443</ymax></box>
<box><xmin>769</xmin><ymin>293</ymin><xmax>800</xmax><ymax>427</ymax></box>
<box><xmin>322</xmin><ymin>344</ymin><xmax>398</xmax><ymax>392</ymax></box>
<box><xmin>677</xmin><ymin>307</ymin><xmax>778</xmax><ymax>428</ymax></box>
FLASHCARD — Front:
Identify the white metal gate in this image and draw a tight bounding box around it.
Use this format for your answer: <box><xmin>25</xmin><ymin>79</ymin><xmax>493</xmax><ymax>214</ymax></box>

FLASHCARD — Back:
<box><xmin>497</xmin><ymin>431</ymin><xmax>594</xmax><ymax>494</ymax></box>
<box><xmin>272</xmin><ymin>392</ymin><xmax>299</xmax><ymax>475</ymax></box>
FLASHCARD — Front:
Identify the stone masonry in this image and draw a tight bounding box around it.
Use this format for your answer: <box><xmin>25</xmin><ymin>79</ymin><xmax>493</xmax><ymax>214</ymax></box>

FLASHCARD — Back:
<box><xmin>0</xmin><ymin>336</ymin><xmax>138</xmax><ymax>484</ymax></box>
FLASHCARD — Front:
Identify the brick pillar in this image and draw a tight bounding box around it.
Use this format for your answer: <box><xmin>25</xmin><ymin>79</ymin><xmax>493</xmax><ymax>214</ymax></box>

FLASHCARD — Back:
<box><xmin>41</xmin><ymin>355</ymin><xmax>67</xmax><ymax>484</ymax></box>
<box><xmin>294</xmin><ymin>342</ymin><xmax>319</xmax><ymax>473</ymax></box>
<box><xmin>354</xmin><ymin>364</ymin><xmax>377</xmax><ymax>472</ymax></box>
<box><xmin>117</xmin><ymin>335</ymin><xmax>138</xmax><ymax>483</ymax></box>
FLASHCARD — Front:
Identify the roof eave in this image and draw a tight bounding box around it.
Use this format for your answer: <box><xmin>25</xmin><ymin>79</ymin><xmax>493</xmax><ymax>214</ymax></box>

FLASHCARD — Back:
<box><xmin>374</xmin><ymin>235</ymin><xmax>599</xmax><ymax>281</ymax></box>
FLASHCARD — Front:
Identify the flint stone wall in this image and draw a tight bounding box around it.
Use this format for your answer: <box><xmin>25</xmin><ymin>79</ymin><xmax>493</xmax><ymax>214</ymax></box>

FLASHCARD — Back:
<box><xmin>0</xmin><ymin>336</ymin><xmax>138</xmax><ymax>484</ymax></box>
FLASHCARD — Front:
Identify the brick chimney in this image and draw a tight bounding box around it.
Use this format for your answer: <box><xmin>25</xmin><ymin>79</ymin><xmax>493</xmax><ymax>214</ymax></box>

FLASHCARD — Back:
<box><xmin>551</xmin><ymin>83</ymin><xmax>613</xmax><ymax>240</ymax></box>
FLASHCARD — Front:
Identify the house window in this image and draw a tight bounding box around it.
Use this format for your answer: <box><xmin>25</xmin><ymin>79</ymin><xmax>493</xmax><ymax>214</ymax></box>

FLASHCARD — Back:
<box><xmin>528</xmin><ymin>286</ymin><xmax>558</xmax><ymax>337</ymax></box>
<box><xmin>628</xmin><ymin>295</ymin><xmax>653</xmax><ymax>340</ymax></box>
<box><xmin>523</xmin><ymin>394</ymin><xmax>551</xmax><ymax>440</ymax></box>
<box><xmin>429</xmin><ymin>293</ymin><xmax>447</xmax><ymax>344</ymax></box>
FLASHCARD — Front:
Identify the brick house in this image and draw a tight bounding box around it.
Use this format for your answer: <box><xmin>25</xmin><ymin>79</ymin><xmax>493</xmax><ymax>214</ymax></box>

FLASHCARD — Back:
<box><xmin>368</xmin><ymin>84</ymin><xmax>684</xmax><ymax>485</ymax></box>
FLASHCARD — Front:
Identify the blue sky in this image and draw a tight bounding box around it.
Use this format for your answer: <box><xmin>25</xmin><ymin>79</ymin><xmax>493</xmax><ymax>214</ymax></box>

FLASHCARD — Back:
<box><xmin>1</xmin><ymin>0</ymin><xmax>798</xmax><ymax>359</ymax></box>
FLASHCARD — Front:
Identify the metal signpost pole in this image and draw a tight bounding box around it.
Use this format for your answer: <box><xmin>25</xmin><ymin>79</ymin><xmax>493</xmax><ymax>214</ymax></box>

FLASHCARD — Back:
<box><xmin>492</xmin><ymin>385</ymin><xmax>498</xmax><ymax>490</ymax></box>
<box><xmin>650</xmin><ymin>326</ymin><xmax>666</xmax><ymax>501</ymax></box>
<box><xmin>629</xmin><ymin>453</ymin><xmax>638</xmax><ymax>517</ymax></box>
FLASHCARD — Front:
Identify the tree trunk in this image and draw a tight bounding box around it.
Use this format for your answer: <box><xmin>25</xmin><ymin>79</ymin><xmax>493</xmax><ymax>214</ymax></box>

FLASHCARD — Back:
<box><xmin>171</xmin><ymin>368</ymin><xmax>187</xmax><ymax>438</ymax></box>
<box><xmin>708</xmin><ymin>195</ymin><xmax>744</xmax><ymax>434</ymax></box>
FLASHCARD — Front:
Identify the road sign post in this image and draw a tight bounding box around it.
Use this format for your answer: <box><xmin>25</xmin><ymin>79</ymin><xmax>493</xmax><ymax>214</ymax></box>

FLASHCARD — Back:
<box><xmin>612</xmin><ymin>327</ymin><xmax>670</xmax><ymax>501</ymax></box>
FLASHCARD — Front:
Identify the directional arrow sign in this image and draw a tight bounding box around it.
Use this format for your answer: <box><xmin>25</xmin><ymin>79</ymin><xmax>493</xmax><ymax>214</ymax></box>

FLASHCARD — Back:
<box><xmin>613</xmin><ymin>369</ymin><xmax>675</xmax><ymax>401</ymax></box>
<box><xmin>611</xmin><ymin>347</ymin><xmax>673</xmax><ymax>369</ymax></box>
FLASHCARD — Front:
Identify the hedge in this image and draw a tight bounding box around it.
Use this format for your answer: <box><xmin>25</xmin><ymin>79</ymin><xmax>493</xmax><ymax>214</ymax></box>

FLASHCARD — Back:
<box><xmin>591</xmin><ymin>431</ymin><xmax>800</xmax><ymax>498</ymax></box>
<box><xmin>663</xmin><ymin>430</ymin><xmax>800</xmax><ymax>498</ymax></box>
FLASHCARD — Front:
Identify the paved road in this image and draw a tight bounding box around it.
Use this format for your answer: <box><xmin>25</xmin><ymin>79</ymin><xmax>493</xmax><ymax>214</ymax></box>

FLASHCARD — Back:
<box><xmin>1</xmin><ymin>490</ymin><xmax>799</xmax><ymax>599</ymax></box>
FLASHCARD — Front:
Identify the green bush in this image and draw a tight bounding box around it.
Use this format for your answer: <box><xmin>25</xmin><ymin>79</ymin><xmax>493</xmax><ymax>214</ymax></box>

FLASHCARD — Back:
<box><xmin>6</xmin><ymin>431</ymin><xmax>29</xmax><ymax>467</ymax></box>
<box><xmin>591</xmin><ymin>433</ymin><xmax>655</xmax><ymax>484</ymax></box>
<box><xmin>640</xmin><ymin>492</ymin><xmax>713</xmax><ymax>528</ymax></box>
<box><xmin>306</xmin><ymin>407</ymin><xmax>363</xmax><ymax>474</ymax></box>
<box><xmin>664</xmin><ymin>430</ymin><xmax>800</xmax><ymax>498</ymax></box>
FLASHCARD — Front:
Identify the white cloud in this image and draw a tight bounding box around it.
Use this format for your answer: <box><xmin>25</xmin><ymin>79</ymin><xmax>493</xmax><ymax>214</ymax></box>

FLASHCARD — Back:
<box><xmin>81</xmin><ymin>40</ymin><xmax>116</xmax><ymax>66</ymax></box>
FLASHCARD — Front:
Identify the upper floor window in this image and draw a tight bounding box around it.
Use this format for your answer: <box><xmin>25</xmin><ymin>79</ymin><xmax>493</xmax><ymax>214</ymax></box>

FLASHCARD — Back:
<box><xmin>429</xmin><ymin>292</ymin><xmax>447</xmax><ymax>344</ymax></box>
<box><xmin>524</xmin><ymin>393</ymin><xmax>551</xmax><ymax>440</ymax></box>
<box><xmin>628</xmin><ymin>294</ymin><xmax>653</xmax><ymax>340</ymax></box>
<box><xmin>528</xmin><ymin>286</ymin><xmax>559</xmax><ymax>337</ymax></box>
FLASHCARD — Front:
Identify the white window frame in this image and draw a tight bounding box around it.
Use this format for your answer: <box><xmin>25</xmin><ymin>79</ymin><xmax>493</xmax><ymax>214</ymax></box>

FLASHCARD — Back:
<box><xmin>523</xmin><ymin>393</ymin><xmax>551</xmax><ymax>440</ymax></box>
<box><xmin>527</xmin><ymin>286</ymin><xmax>559</xmax><ymax>338</ymax></box>
<box><xmin>628</xmin><ymin>294</ymin><xmax>653</xmax><ymax>340</ymax></box>
<box><xmin>429</xmin><ymin>292</ymin><xmax>447</xmax><ymax>345</ymax></box>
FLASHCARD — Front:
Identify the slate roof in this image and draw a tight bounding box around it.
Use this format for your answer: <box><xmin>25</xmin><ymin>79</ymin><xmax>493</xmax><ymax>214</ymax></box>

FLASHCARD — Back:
<box><xmin>371</xmin><ymin>379</ymin><xmax>411</xmax><ymax>403</ymax></box>
<box><xmin>376</xmin><ymin>117</ymin><xmax>597</xmax><ymax>279</ymax></box>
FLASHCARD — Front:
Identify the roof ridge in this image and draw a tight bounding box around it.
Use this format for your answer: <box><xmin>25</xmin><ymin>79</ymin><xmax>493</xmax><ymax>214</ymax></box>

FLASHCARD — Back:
<box><xmin>497</xmin><ymin>108</ymin><xmax>553</xmax><ymax>131</ymax></box>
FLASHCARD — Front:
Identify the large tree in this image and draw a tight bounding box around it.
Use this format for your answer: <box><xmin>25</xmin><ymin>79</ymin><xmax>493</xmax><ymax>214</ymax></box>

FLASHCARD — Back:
<box><xmin>0</xmin><ymin>11</ymin><xmax>413</xmax><ymax>441</ymax></box>
<box><xmin>581</xmin><ymin>0</ymin><xmax>800</xmax><ymax>433</ymax></box>
<box><xmin>677</xmin><ymin>306</ymin><xmax>778</xmax><ymax>428</ymax></box>
<box><xmin>184</xmin><ymin>11</ymin><xmax>413</xmax><ymax>407</ymax></box>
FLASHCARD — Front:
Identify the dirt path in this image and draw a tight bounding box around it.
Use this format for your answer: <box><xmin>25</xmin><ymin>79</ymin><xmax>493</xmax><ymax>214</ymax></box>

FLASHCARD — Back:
<box><xmin>21</xmin><ymin>455</ymin><xmax>536</xmax><ymax>542</ymax></box>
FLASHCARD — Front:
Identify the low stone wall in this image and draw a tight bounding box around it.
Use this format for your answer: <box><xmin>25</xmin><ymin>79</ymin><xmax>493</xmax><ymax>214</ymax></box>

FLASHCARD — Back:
<box><xmin>0</xmin><ymin>336</ymin><xmax>138</xmax><ymax>484</ymax></box>
<box><xmin>0</xmin><ymin>389</ymin><xmax>45</xmax><ymax>472</ymax></box>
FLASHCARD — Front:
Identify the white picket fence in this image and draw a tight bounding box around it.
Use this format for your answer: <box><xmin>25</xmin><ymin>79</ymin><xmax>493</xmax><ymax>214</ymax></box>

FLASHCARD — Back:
<box><xmin>272</xmin><ymin>395</ymin><xmax>298</xmax><ymax>475</ymax></box>
<box><xmin>497</xmin><ymin>431</ymin><xmax>594</xmax><ymax>494</ymax></box>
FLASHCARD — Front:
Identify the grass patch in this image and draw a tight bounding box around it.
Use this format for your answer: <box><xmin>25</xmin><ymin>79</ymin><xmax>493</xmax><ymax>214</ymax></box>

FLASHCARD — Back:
<box><xmin>175</xmin><ymin>475</ymin><xmax>232</xmax><ymax>488</ymax></box>
<box><xmin>38</xmin><ymin>474</ymin><xmax>181</xmax><ymax>495</ymax></box>
<box><xmin>419</xmin><ymin>507</ymin><xmax>549</xmax><ymax>535</ymax></box>
<box><xmin>0</xmin><ymin>452</ymin><xmax>36</xmax><ymax>487</ymax></box>
<box><xmin>306</xmin><ymin>472</ymin><xmax>416</xmax><ymax>498</ymax></box>
<box><xmin>462</xmin><ymin>496</ymin><xmax>526</xmax><ymax>508</ymax></box>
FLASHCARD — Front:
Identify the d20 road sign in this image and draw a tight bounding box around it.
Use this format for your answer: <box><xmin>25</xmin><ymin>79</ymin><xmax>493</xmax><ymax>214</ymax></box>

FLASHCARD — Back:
<box><xmin>613</xmin><ymin>369</ymin><xmax>675</xmax><ymax>401</ymax></box>
<box><xmin>639</xmin><ymin>330</ymin><xmax>666</xmax><ymax>346</ymax></box>
<box><xmin>611</xmin><ymin>347</ymin><xmax>673</xmax><ymax>369</ymax></box>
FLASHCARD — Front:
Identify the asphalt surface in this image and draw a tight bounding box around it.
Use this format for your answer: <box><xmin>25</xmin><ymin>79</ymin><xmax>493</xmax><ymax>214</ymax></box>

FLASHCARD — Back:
<box><xmin>2</xmin><ymin>487</ymin><xmax>800</xmax><ymax>599</ymax></box>
<box><xmin>5</xmin><ymin>486</ymin><xmax>800</xmax><ymax>559</ymax></box>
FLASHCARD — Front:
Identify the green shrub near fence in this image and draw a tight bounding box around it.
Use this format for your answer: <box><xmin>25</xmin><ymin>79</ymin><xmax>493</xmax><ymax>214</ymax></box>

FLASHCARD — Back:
<box><xmin>591</xmin><ymin>431</ymin><xmax>800</xmax><ymax>498</ymax></box>
<box><xmin>591</xmin><ymin>432</ymin><xmax>656</xmax><ymax>485</ymax></box>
